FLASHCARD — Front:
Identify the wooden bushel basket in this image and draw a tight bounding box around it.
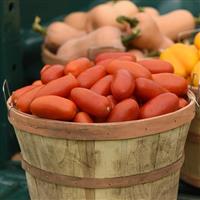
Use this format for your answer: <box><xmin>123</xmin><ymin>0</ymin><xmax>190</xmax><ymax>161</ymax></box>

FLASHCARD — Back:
<box><xmin>8</xmin><ymin>97</ymin><xmax>195</xmax><ymax>200</ymax></box>
<box><xmin>41</xmin><ymin>45</ymin><xmax>125</xmax><ymax>65</ymax></box>
<box><xmin>181</xmin><ymin>87</ymin><xmax>200</xmax><ymax>187</ymax></box>
<box><xmin>41</xmin><ymin>45</ymin><xmax>68</xmax><ymax>65</ymax></box>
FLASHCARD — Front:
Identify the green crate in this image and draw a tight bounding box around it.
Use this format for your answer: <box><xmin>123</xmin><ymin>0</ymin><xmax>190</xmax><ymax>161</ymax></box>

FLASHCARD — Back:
<box><xmin>0</xmin><ymin>0</ymin><xmax>93</xmax><ymax>163</ymax></box>
<box><xmin>0</xmin><ymin>0</ymin><xmax>23</xmax><ymax>163</ymax></box>
<box><xmin>0</xmin><ymin>161</ymin><xmax>29</xmax><ymax>200</ymax></box>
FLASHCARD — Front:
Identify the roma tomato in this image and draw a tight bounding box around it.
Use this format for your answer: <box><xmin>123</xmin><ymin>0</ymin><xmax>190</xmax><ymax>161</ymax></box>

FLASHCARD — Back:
<box><xmin>96</xmin><ymin>56</ymin><xmax>134</xmax><ymax>64</ymax></box>
<box><xmin>107</xmin><ymin>98</ymin><xmax>139</xmax><ymax>122</ymax></box>
<box><xmin>111</xmin><ymin>69</ymin><xmax>135</xmax><ymax>100</ymax></box>
<box><xmin>135</xmin><ymin>78</ymin><xmax>167</xmax><ymax>101</ymax></box>
<box><xmin>97</xmin><ymin>58</ymin><xmax>113</xmax><ymax>67</ymax></box>
<box><xmin>41</xmin><ymin>64</ymin><xmax>64</xmax><ymax>84</ymax></box>
<box><xmin>30</xmin><ymin>95</ymin><xmax>77</xmax><ymax>121</ymax></box>
<box><xmin>11</xmin><ymin>85</ymin><xmax>37</xmax><ymax>105</ymax></box>
<box><xmin>178</xmin><ymin>98</ymin><xmax>188</xmax><ymax>109</ymax></box>
<box><xmin>97</xmin><ymin>56</ymin><xmax>134</xmax><ymax>67</ymax></box>
<box><xmin>117</xmin><ymin>55</ymin><xmax>135</xmax><ymax>62</ymax></box>
<box><xmin>107</xmin><ymin>95</ymin><xmax>117</xmax><ymax>110</ymax></box>
<box><xmin>137</xmin><ymin>59</ymin><xmax>174</xmax><ymax>74</ymax></box>
<box><xmin>71</xmin><ymin>87</ymin><xmax>111</xmax><ymax>118</ymax></box>
<box><xmin>91</xmin><ymin>75</ymin><xmax>113</xmax><ymax>96</ymax></box>
<box><xmin>95</xmin><ymin>52</ymin><xmax>136</xmax><ymax>63</ymax></box>
<box><xmin>77</xmin><ymin>65</ymin><xmax>107</xmax><ymax>88</ymax></box>
<box><xmin>140</xmin><ymin>92</ymin><xmax>179</xmax><ymax>119</ymax></box>
<box><xmin>106</xmin><ymin>60</ymin><xmax>152</xmax><ymax>79</ymax></box>
<box><xmin>32</xmin><ymin>80</ymin><xmax>43</xmax><ymax>86</ymax></box>
<box><xmin>152</xmin><ymin>73</ymin><xmax>188</xmax><ymax>96</ymax></box>
<box><xmin>73</xmin><ymin>112</ymin><xmax>93</xmax><ymax>123</ymax></box>
<box><xmin>64</xmin><ymin>57</ymin><xmax>93</xmax><ymax>77</ymax></box>
<box><xmin>40</xmin><ymin>64</ymin><xmax>51</xmax><ymax>75</ymax></box>
<box><xmin>35</xmin><ymin>74</ymin><xmax>79</xmax><ymax>98</ymax></box>
<box><xmin>16</xmin><ymin>85</ymin><xmax>44</xmax><ymax>113</ymax></box>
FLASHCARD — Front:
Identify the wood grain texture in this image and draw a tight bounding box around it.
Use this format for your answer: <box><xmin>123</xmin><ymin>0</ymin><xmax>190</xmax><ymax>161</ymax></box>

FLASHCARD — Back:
<box><xmin>181</xmin><ymin>103</ymin><xmax>200</xmax><ymax>188</ymax></box>
<box><xmin>26</xmin><ymin>171</ymin><xmax>180</xmax><ymax>200</ymax></box>
<box><xmin>9</xmin><ymin>100</ymin><xmax>195</xmax><ymax>140</ymax></box>
<box><xmin>14</xmin><ymin>123</ymin><xmax>190</xmax><ymax>200</ymax></box>
<box><xmin>21</xmin><ymin>155</ymin><xmax>184</xmax><ymax>188</ymax></box>
<box><xmin>181</xmin><ymin>123</ymin><xmax>200</xmax><ymax>188</ymax></box>
<box><xmin>15</xmin><ymin>124</ymin><xmax>189</xmax><ymax>179</ymax></box>
<box><xmin>8</xmin><ymin>98</ymin><xmax>195</xmax><ymax>199</ymax></box>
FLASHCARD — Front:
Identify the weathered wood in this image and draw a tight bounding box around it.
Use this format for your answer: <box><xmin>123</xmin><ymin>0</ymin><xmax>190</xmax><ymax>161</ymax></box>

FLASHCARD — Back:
<box><xmin>26</xmin><ymin>171</ymin><xmax>180</xmax><ymax>200</ymax></box>
<box><xmin>42</xmin><ymin>45</ymin><xmax>68</xmax><ymax>65</ymax></box>
<box><xmin>15</xmin><ymin>124</ymin><xmax>189</xmax><ymax>179</ymax></box>
<box><xmin>181</xmin><ymin>88</ymin><xmax>200</xmax><ymax>187</ymax></box>
<box><xmin>181</xmin><ymin>140</ymin><xmax>200</xmax><ymax>187</ymax></box>
<box><xmin>8</xmin><ymin>99</ymin><xmax>195</xmax><ymax>200</ymax></box>
<box><xmin>21</xmin><ymin>155</ymin><xmax>184</xmax><ymax>188</ymax></box>
<box><xmin>14</xmin><ymin>124</ymin><xmax>191</xmax><ymax>200</ymax></box>
<box><xmin>9</xmin><ymin>100</ymin><xmax>195</xmax><ymax>140</ymax></box>
<box><xmin>182</xmin><ymin>118</ymin><xmax>200</xmax><ymax>186</ymax></box>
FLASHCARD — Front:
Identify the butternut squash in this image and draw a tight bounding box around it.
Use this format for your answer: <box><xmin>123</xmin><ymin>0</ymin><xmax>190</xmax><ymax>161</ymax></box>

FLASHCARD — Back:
<box><xmin>57</xmin><ymin>26</ymin><xmax>125</xmax><ymax>61</ymax></box>
<box><xmin>154</xmin><ymin>10</ymin><xmax>195</xmax><ymax>41</ymax></box>
<box><xmin>122</xmin><ymin>13</ymin><xmax>174</xmax><ymax>50</ymax></box>
<box><xmin>33</xmin><ymin>17</ymin><xmax>86</xmax><ymax>51</ymax></box>
<box><xmin>86</xmin><ymin>0</ymin><xmax>138</xmax><ymax>32</ymax></box>
<box><xmin>64</xmin><ymin>12</ymin><xmax>88</xmax><ymax>31</ymax></box>
<box><xmin>44</xmin><ymin>22</ymin><xmax>86</xmax><ymax>51</ymax></box>
<box><xmin>140</xmin><ymin>6</ymin><xmax>160</xmax><ymax>18</ymax></box>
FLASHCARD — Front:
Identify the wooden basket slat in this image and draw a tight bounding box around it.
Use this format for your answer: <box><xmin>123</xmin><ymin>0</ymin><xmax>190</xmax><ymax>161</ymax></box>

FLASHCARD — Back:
<box><xmin>8</xmin><ymin>98</ymin><xmax>195</xmax><ymax>199</ymax></box>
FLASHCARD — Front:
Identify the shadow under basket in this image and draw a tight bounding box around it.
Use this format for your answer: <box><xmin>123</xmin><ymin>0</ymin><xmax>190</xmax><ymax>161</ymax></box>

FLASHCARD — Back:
<box><xmin>181</xmin><ymin>87</ymin><xmax>200</xmax><ymax>188</ymax></box>
<box><xmin>8</xmin><ymin>98</ymin><xmax>195</xmax><ymax>200</ymax></box>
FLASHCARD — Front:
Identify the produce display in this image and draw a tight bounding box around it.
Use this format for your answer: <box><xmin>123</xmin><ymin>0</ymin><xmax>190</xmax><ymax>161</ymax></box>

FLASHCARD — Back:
<box><xmin>16</xmin><ymin>0</ymin><xmax>198</xmax><ymax>123</ymax></box>
<box><xmin>33</xmin><ymin>0</ymin><xmax>197</xmax><ymax>63</ymax></box>
<box><xmin>11</xmin><ymin>52</ymin><xmax>189</xmax><ymax>123</ymax></box>
<box><xmin>160</xmin><ymin>32</ymin><xmax>200</xmax><ymax>87</ymax></box>
<box><xmin>4</xmin><ymin>2</ymin><xmax>200</xmax><ymax>200</ymax></box>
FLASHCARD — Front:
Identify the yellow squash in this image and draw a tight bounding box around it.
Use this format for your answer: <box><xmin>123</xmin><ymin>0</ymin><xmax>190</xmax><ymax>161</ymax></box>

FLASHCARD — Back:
<box><xmin>160</xmin><ymin>43</ymin><xmax>199</xmax><ymax>77</ymax></box>
<box><xmin>194</xmin><ymin>32</ymin><xmax>200</xmax><ymax>49</ymax></box>
<box><xmin>191</xmin><ymin>61</ymin><xmax>200</xmax><ymax>87</ymax></box>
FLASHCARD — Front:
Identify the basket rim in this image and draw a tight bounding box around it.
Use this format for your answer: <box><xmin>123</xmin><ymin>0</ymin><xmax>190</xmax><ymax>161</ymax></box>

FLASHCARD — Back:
<box><xmin>7</xmin><ymin>97</ymin><xmax>195</xmax><ymax>140</ymax></box>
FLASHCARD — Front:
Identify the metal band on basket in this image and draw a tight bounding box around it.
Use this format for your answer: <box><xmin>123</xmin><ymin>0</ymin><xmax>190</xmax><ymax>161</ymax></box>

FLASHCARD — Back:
<box><xmin>22</xmin><ymin>155</ymin><xmax>184</xmax><ymax>189</ymax></box>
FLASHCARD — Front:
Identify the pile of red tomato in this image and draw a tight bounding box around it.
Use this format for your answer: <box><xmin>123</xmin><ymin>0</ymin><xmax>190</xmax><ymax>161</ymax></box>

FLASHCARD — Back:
<box><xmin>11</xmin><ymin>52</ymin><xmax>189</xmax><ymax>123</ymax></box>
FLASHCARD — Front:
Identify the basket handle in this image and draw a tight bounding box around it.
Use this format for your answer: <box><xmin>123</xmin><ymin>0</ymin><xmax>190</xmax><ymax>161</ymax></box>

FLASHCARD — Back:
<box><xmin>2</xmin><ymin>79</ymin><xmax>12</xmax><ymax>113</ymax></box>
